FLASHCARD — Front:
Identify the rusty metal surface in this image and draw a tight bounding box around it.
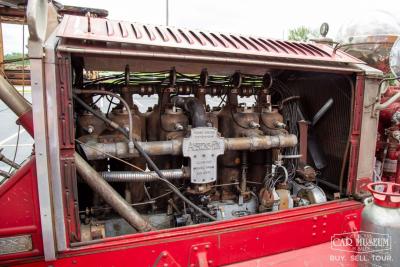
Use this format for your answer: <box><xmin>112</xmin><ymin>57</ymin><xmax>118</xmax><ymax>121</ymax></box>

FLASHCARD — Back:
<box><xmin>57</xmin><ymin>15</ymin><xmax>363</xmax><ymax>66</ymax></box>
<box><xmin>0</xmin><ymin>235</ymin><xmax>32</xmax><ymax>256</ymax></box>
<box><xmin>4</xmin><ymin>69</ymin><xmax>31</xmax><ymax>86</ymax></box>
<box><xmin>298</xmin><ymin>120</ymin><xmax>309</xmax><ymax>166</ymax></box>
<box><xmin>80</xmin><ymin>134</ymin><xmax>297</xmax><ymax>160</ymax></box>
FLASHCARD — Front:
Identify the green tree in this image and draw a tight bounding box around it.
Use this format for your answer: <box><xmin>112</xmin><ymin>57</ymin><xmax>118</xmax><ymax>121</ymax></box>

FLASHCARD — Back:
<box><xmin>4</xmin><ymin>52</ymin><xmax>29</xmax><ymax>68</ymax></box>
<box><xmin>288</xmin><ymin>26</ymin><xmax>319</xmax><ymax>42</ymax></box>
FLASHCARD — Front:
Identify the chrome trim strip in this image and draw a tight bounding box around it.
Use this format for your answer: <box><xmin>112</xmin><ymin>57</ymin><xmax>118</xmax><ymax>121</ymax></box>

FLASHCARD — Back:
<box><xmin>45</xmin><ymin>28</ymin><xmax>67</xmax><ymax>252</ymax></box>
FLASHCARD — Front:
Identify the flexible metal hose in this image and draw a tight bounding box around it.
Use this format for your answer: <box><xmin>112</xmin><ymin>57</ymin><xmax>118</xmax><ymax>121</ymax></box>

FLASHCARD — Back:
<box><xmin>101</xmin><ymin>168</ymin><xmax>189</xmax><ymax>182</ymax></box>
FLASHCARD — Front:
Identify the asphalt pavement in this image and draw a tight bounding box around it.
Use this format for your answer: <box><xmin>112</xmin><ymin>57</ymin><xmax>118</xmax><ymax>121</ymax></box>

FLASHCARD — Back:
<box><xmin>0</xmin><ymin>86</ymin><xmax>33</xmax><ymax>182</ymax></box>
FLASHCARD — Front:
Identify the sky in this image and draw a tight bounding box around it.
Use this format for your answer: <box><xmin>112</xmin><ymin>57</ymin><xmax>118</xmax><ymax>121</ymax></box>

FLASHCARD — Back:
<box><xmin>3</xmin><ymin>0</ymin><xmax>400</xmax><ymax>54</ymax></box>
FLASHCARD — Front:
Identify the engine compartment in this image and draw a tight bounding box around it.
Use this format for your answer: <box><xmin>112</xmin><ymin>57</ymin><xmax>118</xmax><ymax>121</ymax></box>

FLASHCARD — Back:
<box><xmin>72</xmin><ymin>65</ymin><xmax>354</xmax><ymax>241</ymax></box>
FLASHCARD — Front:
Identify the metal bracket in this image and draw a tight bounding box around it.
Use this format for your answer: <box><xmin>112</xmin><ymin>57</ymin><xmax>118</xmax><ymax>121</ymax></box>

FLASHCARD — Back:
<box><xmin>339</xmin><ymin>213</ymin><xmax>360</xmax><ymax>245</ymax></box>
<box><xmin>343</xmin><ymin>213</ymin><xmax>359</xmax><ymax>233</ymax></box>
<box><xmin>153</xmin><ymin>251</ymin><xmax>181</xmax><ymax>267</ymax></box>
<box><xmin>188</xmin><ymin>242</ymin><xmax>215</xmax><ymax>267</ymax></box>
<box><xmin>310</xmin><ymin>215</ymin><xmax>329</xmax><ymax>237</ymax></box>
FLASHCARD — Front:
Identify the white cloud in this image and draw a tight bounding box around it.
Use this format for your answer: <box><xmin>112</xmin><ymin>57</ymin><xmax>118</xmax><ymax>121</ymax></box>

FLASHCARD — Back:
<box><xmin>3</xmin><ymin>24</ymin><xmax>28</xmax><ymax>55</ymax></box>
<box><xmin>61</xmin><ymin>0</ymin><xmax>400</xmax><ymax>39</ymax></box>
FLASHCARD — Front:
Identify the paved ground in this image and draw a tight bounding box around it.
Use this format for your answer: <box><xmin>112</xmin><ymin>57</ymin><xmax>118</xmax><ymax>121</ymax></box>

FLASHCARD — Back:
<box><xmin>0</xmin><ymin>86</ymin><xmax>33</xmax><ymax>181</ymax></box>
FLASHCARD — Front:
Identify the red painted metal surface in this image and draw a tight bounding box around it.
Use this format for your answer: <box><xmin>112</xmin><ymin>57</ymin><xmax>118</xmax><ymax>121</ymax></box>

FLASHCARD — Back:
<box><xmin>225</xmin><ymin>241</ymin><xmax>358</xmax><ymax>267</ymax></box>
<box><xmin>347</xmin><ymin>75</ymin><xmax>366</xmax><ymax>195</ymax></box>
<box><xmin>367</xmin><ymin>182</ymin><xmax>400</xmax><ymax>208</ymax></box>
<box><xmin>11</xmin><ymin>200</ymin><xmax>362</xmax><ymax>267</ymax></box>
<box><xmin>57</xmin><ymin>15</ymin><xmax>363</xmax><ymax>65</ymax></box>
<box><xmin>0</xmin><ymin>158</ymin><xmax>43</xmax><ymax>262</ymax></box>
<box><xmin>57</xmin><ymin>55</ymin><xmax>81</xmax><ymax>244</ymax></box>
<box><xmin>376</xmin><ymin>86</ymin><xmax>400</xmax><ymax>183</ymax></box>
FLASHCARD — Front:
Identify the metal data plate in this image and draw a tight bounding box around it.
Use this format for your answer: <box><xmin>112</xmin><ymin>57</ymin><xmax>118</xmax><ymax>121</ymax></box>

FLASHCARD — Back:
<box><xmin>182</xmin><ymin>127</ymin><xmax>225</xmax><ymax>184</ymax></box>
<box><xmin>0</xmin><ymin>235</ymin><xmax>32</xmax><ymax>255</ymax></box>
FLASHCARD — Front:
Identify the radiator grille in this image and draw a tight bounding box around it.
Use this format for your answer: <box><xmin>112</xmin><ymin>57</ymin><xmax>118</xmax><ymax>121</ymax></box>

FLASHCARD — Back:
<box><xmin>285</xmin><ymin>73</ymin><xmax>353</xmax><ymax>189</ymax></box>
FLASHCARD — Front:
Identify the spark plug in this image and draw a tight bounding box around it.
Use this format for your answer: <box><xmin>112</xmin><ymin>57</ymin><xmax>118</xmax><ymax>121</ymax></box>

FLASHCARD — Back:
<box><xmin>174</xmin><ymin>123</ymin><xmax>184</xmax><ymax>131</ymax></box>
<box><xmin>273</xmin><ymin>121</ymin><xmax>286</xmax><ymax>129</ymax></box>
<box><xmin>87</xmin><ymin>125</ymin><xmax>94</xmax><ymax>134</ymax></box>
<box><xmin>249</xmin><ymin>121</ymin><xmax>260</xmax><ymax>129</ymax></box>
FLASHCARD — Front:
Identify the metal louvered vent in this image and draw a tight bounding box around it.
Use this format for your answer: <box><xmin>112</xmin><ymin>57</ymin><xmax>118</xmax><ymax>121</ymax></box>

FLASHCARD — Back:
<box><xmin>58</xmin><ymin>15</ymin><xmax>362</xmax><ymax>65</ymax></box>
